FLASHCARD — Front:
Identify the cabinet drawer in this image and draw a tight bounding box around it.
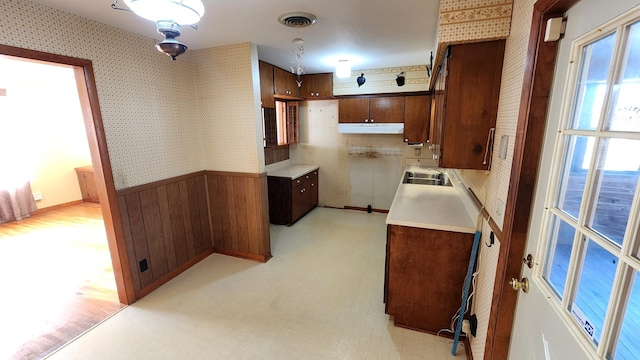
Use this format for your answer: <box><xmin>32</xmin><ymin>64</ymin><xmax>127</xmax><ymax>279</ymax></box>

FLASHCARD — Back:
<box><xmin>291</xmin><ymin>170</ymin><xmax>317</xmax><ymax>187</ymax></box>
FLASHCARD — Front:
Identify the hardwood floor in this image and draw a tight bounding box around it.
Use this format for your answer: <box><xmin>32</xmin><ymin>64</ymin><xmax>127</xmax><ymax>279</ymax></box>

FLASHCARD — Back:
<box><xmin>0</xmin><ymin>203</ymin><xmax>125</xmax><ymax>360</ymax></box>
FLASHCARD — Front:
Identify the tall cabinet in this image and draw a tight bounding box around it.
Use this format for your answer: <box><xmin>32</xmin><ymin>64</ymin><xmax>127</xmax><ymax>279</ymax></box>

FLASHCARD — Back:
<box><xmin>430</xmin><ymin>40</ymin><xmax>505</xmax><ymax>170</ymax></box>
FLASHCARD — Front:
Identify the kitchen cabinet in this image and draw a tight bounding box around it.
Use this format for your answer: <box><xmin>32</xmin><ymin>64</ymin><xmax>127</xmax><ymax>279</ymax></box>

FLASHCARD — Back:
<box><xmin>385</xmin><ymin>224</ymin><xmax>474</xmax><ymax>333</ymax></box>
<box><xmin>429</xmin><ymin>40</ymin><xmax>505</xmax><ymax>169</ymax></box>
<box><xmin>274</xmin><ymin>66</ymin><xmax>299</xmax><ymax>98</ymax></box>
<box><xmin>299</xmin><ymin>73</ymin><xmax>333</xmax><ymax>99</ymax></box>
<box><xmin>259</xmin><ymin>61</ymin><xmax>275</xmax><ymax>108</ymax></box>
<box><xmin>403</xmin><ymin>95</ymin><xmax>431</xmax><ymax>143</ymax></box>
<box><xmin>75</xmin><ymin>166</ymin><xmax>99</xmax><ymax>203</ymax></box>
<box><xmin>268</xmin><ymin>168</ymin><xmax>319</xmax><ymax>225</ymax></box>
<box><xmin>338</xmin><ymin>96</ymin><xmax>405</xmax><ymax>123</ymax></box>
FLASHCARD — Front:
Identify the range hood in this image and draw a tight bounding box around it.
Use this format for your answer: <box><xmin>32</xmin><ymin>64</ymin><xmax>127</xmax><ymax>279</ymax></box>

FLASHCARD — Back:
<box><xmin>338</xmin><ymin>123</ymin><xmax>404</xmax><ymax>134</ymax></box>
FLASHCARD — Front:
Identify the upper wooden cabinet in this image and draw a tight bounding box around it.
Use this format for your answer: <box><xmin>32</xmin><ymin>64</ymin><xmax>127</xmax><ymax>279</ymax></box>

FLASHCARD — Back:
<box><xmin>403</xmin><ymin>95</ymin><xmax>431</xmax><ymax>143</ymax></box>
<box><xmin>429</xmin><ymin>40</ymin><xmax>505</xmax><ymax>170</ymax></box>
<box><xmin>274</xmin><ymin>66</ymin><xmax>299</xmax><ymax>97</ymax></box>
<box><xmin>259</xmin><ymin>61</ymin><xmax>275</xmax><ymax>108</ymax></box>
<box><xmin>299</xmin><ymin>73</ymin><xmax>333</xmax><ymax>99</ymax></box>
<box><xmin>338</xmin><ymin>96</ymin><xmax>405</xmax><ymax>123</ymax></box>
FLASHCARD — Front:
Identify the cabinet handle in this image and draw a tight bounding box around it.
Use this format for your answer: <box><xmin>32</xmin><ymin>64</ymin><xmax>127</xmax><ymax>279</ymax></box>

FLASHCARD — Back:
<box><xmin>365</xmin><ymin>119</ymin><xmax>369</xmax><ymax>123</ymax></box>
<box><xmin>310</xmin><ymin>92</ymin><xmax>313</xmax><ymax>96</ymax></box>
<box><xmin>311</xmin><ymin>183</ymin><xmax>315</xmax><ymax>186</ymax></box>
<box><xmin>297</xmin><ymin>179</ymin><xmax>301</xmax><ymax>183</ymax></box>
<box><xmin>371</xmin><ymin>118</ymin><xmax>375</xmax><ymax>123</ymax></box>
<box><xmin>306</xmin><ymin>175</ymin><xmax>309</xmax><ymax>179</ymax></box>
<box><xmin>300</xmin><ymin>188</ymin><xmax>305</xmax><ymax>193</ymax></box>
<box><xmin>404</xmin><ymin>138</ymin><xmax>408</xmax><ymax>142</ymax></box>
<box><xmin>315</xmin><ymin>92</ymin><xmax>319</xmax><ymax>96</ymax></box>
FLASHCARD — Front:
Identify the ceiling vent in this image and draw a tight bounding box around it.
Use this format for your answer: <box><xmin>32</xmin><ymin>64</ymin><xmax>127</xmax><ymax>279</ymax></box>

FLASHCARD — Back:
<box><xmin>278</xmin><ymin>12</ymin><xmax>317</xmax><ymax>28</ymax></box>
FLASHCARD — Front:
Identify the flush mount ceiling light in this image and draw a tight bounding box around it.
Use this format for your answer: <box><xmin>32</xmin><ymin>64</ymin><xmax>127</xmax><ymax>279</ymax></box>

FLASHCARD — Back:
<box><xmin>336</xmin><ymin>60</ymin><xmax>351</xmax><ymax>79</ymax></box>
<box><xmin>112</xmin><ymin>0</ymin><xmax>205</xmax><ymax>60</ymax></box>
<box><xmin>279</xmin><ymin>12</ymin><xmax>317</xmax><ymax>87</ymax></box>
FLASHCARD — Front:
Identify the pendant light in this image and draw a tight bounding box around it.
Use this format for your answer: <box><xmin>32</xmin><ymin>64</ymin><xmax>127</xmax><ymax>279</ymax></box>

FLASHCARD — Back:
<box><xmin>112</xmin><ymin>0</ymin><xmax>205</xmax><ymax>60</ymax></box>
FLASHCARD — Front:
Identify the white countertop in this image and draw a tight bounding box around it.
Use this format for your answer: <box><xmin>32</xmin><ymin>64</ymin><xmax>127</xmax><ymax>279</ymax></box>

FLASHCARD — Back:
<box><xmin>267</xmin><ymin>163</ymin><xmax>319</xmax><ymax>179</ymax></box>
<box><xmin>386</xmin><ymin>166</ymin><xmax>480</xmax><ymax>234</ymax></box>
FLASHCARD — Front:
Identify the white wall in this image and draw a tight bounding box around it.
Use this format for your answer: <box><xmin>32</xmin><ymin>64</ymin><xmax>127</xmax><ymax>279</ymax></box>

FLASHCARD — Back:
<box><xmin>0</xmin><ymin>58</ymin><xmax>91</xmax><ymax>209</ymax></box>
<box><xmin>290</xmin><ymin>100</ymin><xmax>436</xmax><ymax>210</ymax></box>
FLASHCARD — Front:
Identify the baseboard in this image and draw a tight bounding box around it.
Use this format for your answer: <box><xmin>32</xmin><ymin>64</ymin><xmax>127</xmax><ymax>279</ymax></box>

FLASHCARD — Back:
<box><xmin>135</xmin><ymin>248</ymin><xmax>214</xmax><ymax>300</ymax></box>
<box><xmin>215</xmin><ymin>248</ymin><xmax>271</xmax><ymax>263</ymax></box>
<box><xmin>32</xmin><ymin>200</ymin><xmax>85</xmax><ymax>214</ymax></box>
<box><xmin>344</xmin><ymin>205</ymin><xmax>389</xmax><ymax>214</ymax></box>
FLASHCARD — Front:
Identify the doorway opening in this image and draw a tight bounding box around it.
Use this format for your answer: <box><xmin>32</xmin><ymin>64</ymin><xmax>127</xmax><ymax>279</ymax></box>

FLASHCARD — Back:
<box><xmin>0</xmin><ymin>47</ymin><xmax>132</xmax><ymax>358</ymax></box>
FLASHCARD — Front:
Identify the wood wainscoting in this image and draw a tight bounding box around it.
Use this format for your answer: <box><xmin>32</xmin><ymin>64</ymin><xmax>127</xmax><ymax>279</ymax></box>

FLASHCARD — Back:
<box><xmin>206</xmin><ymin>171</ymin><xmax>272</xmax><ymax>262</ymax></box>
<box><xmin>117</xmin><ymin>171</ymin><xmax>214</xmax><ymax>299</ymax></box>
<box><xmin>116</xmin><ymin>170</ymin><xmax>271</xmax><ymax>300</ymax></box>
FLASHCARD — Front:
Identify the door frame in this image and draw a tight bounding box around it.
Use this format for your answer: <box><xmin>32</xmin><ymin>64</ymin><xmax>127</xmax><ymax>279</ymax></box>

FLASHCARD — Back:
<box><xmin>484</xmin><ymin>0</ymin><xmax>580</xmax><ymax>358</ymax></box>
<box><xmin>0</xmin><ymin>44</ymin><xmax>136</xmax><ymax>305</ymax></box>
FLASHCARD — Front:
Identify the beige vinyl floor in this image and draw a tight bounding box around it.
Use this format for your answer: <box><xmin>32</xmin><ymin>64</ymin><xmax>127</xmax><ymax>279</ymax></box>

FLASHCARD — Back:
<box><xmin>48</xmin><ymin>207</ymin><xmax>466</xmax><ymax>360</ymax></box>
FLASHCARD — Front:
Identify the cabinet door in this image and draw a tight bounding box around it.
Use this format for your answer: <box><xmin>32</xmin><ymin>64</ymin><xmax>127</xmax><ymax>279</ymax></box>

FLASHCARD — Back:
<box><xmin>274</xmin><ymin>67</ymin><xmax>295</xmax><ymax>96</ymax></box>
<box><xmin>403</xmin><ymin>95</ymin><xmax>430</xmax><ymax>143</ymax></box>
<box><xmin>298</xmin><ymin>74</ymin><xmax>315</xmax><ymax>98</ymax></box>
<box><xmin>338</xmin><ymin>98</ymin><xmax>370</xmax><ymax>123</ymax></box>
<box><xmin>369</xmin><ymin>97</ymin><xmax>405</xmax><ymax>123</ymax></box>
<box><xmin>441</xmin><ymin>40</ymin><xmax>505</xmax><ymax>169</ymax></box>
<box><xmin>291</xmin><ymin>184</ymin><xmax>307</xmax><ymax>221</ymax></box>
<box><xmin>309</xmin><ymin>173</ymin><xmax>318</xmax><ymax>207</ymax></box>
<box><xmin>314</xmin><ymin>73</ymin><xmax>333</xmax><ymax>98</ymax></box>
<box><xmin>259</xmin><ymin>61</ymin><xmax>275</xmax><ymax>108</ymax></box>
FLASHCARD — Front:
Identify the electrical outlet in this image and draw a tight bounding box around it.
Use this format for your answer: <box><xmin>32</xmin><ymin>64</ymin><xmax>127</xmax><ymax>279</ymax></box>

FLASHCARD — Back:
<box><xmin>414</xmin><ymin>148</ymin><xmax>421</xmax><ymax>157</ymax></box>
<box><xmin>139</xmin><ymin>259</ymin><xmax>148</xmax><ymax>272</ymax></box>
<box><xmin>33</xmin><ymin>192</ymin><xmax>43</xmax><ymax>201</ymax></box>
<box><xmin>462</xmin><ymin>319</ymin><xmax>471</xmax><ymax>334</ymax></box>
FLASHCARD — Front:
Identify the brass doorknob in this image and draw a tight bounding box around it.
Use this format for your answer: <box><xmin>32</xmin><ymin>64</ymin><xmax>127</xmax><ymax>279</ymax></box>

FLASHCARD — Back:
<box><xmin>509</xmin><ymin>277</ymin><xmax>529</xmax><ymax>293</ymax></box>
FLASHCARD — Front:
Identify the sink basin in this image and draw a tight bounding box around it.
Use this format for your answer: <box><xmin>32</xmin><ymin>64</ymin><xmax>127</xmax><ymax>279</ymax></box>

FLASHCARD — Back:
<box><xmin>402</xmin><ymin>171</ymin><xmax>452</xmax><ymax>186</ymax></box>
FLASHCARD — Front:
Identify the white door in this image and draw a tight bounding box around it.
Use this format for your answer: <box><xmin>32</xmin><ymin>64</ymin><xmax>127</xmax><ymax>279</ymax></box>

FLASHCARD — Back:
<box><xmin>510</xmin><ymin>1</ymin><xmax>640</xmax><ymax>359</ymax></box>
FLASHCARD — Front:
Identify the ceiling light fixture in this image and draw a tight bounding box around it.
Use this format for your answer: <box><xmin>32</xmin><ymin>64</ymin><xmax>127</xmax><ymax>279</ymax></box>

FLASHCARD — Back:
<box><xmin>111</xmin><ymin>0</ymin><xmax>205</xmax><ymax>60</ymax></box>
<box><xmin>336</xmin><ymin>60</ymin><xmax>351</xmax><ymax>79</ymax></box>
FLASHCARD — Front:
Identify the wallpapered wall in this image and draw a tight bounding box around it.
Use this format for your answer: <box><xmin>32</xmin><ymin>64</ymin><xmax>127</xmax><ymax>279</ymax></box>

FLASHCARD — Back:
<box><xmin>454</xmin><ymin>1</ymin><xmax>536</xmax><ymax>359</ymax></box>
<box><xmin>193</xmin><ymin>43</ymin><xmax>265</xmax><ymax>174</ymax></box>
<box><xmin>0</xmin><ymin>0</ymin><xmax>263</xmax><ymax>189</ymax></box>
<box><xmin>332</xmin><ymin>65</ymin><xmax>430</xmax><ymax>96</ymax></box>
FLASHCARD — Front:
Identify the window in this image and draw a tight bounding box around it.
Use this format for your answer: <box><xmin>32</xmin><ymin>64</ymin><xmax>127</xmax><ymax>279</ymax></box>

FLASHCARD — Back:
<box><xmin>541</xmin><ymin>16</ymin><xmax>640</xmax><ymax>359</ymax></box>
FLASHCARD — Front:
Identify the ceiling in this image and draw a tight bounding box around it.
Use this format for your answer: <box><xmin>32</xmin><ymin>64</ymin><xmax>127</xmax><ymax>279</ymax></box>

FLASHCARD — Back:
<box><xmin>30</xmin><ymin>0</ymin><xmax>441</xmax><ymax>74</ymax></box>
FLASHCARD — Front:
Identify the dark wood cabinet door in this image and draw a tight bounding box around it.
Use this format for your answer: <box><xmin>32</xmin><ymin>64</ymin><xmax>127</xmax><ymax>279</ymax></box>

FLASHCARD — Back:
<box><xmin>298</xmin><ymin>74</ymin><xmax>315</xmax><ymax>98</ymax></box>
<box><xmin>440</xmin><ymin>40</ymin><xmax>505</xmax><ymax>169</ymax></box>
<box><xmin>338</xmin><ymin>98</ymin><xmax>370</xmax><ymax>123</ymax></box>
<box><xmin>314</xmin><ymin>73</ymin><xmax>333</xmax><ymax>98</ymax></box>
<box><xmin>403</xmin><ymin>95</ymin><xmax>430</xmax><ymax>143</ymax></box>
<box><xmin>291</xmin><ymin>184</ymin><xmax>307</xmax><ymax>221</ymax></box>
<box><xmin>385</xmin><ymin>225</ymin><xmax>474</xmax><ymax>332</ymax></box>
<box><xmin>274</xmin><ymin>66</ymin><xmax>297</xmax><ymax>96</ymax></box>
<box><xmin>369</xmin><ymin>97</ymin><xmax>405</xmax><ymax>123</ymax></box>
<box><xmin>259</xmin><ymin>61</ymin><xmax>275</xmax><ymax>108</ymax></box>
<box><xmin>309</xmin><ymin>174</ymin><xmax>318</xmax><ymax>207</ymax></box>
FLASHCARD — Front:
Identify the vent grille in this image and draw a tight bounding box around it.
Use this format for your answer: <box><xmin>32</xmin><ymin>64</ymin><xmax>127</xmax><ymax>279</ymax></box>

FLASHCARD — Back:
<box><xmin>278</xmin><ymin>12</ymin><xmax>317</xmax><ymax>28</ymax></box>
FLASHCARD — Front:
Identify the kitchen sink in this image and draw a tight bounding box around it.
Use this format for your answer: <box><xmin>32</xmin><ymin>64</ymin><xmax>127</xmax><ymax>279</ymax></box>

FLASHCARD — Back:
<box><xmin>402</xmin><ymin>171</ymin><xmax>452</xmax><ymax>186</ymax></box>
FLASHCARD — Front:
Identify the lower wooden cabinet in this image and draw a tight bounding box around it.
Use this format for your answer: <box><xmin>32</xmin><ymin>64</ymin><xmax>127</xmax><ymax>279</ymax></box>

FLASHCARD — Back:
<box><xmin>268</xmin><ymin>169</ymin><xmax>319</xmax><ymax>225</ymax></box>
<box><xmin>385</xmin><ymin>224</ymin><xmax>474</xmax><ymax>333</ymax></box>
<box><xmin>75</xmin><ymin>166</ymin><xmax>99</xmax><ymax>203</ymax></box>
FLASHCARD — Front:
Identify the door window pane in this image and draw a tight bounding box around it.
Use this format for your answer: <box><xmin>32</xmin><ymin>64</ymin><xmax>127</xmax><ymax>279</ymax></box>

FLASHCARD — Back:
<box><xmin>543</xmin><ymin>216</ymin><xmax>577</xmax><ymax>297</ymax></box>
<box><xmin>572</xmin><ymin>238</ymin><xmax>617</xmax><ymax>345</ymax></box>
<box><xmin>588</xmin><ymin>138</ymin><xmax>640</xmax><ymax>246</ymax></box>
<box><xmin>570</xmin><ymin>32</ymin><xmax>616</xmax><ymax>130</ymax></box>
<box><xmin>614</xmin><ymin>272</ymin><xmax>640</xmax><ymax>360</ymax></box>
<box><xmin>557</xmin><ymin>136</ymin><xmax>593</xmax><ymax>219</ymax></box>
<box><xmin>605</xmin><ymin>21</ymin><xmax>640</xmax><ymax>132</ymax></box>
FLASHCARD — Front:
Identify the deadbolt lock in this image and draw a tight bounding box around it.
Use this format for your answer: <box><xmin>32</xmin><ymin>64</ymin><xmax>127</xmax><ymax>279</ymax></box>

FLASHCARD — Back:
<box><xmin>523</xmin><ymin>254</ymin><xmax>534</xmax><ymax>269</ymax></box>
<box><xmin>509</xmin><ymin>277</ymin><xmax>529</xmax><ymax>293</ymax></box>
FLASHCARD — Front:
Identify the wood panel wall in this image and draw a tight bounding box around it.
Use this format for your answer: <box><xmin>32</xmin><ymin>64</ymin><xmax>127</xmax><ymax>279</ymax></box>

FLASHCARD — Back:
<box><xmin>116</xmin><ymin>170</ymin><xmax>271</xmax><ymax>300</ymax></box>
<box><xmin>206</xmin><ymin>171</ymin><xmax>271</xmax><ymax>262</ymax></box>
<box><xmin>117</xmin><ymin>172</ymin><xmax>214</xmax><ymax>299</ymax></box>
